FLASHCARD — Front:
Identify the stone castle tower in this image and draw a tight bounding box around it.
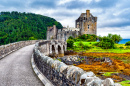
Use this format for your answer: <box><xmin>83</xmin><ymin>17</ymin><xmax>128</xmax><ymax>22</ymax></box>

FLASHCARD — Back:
<box><xmin>75</xmin><ymin>10</ymin><xmax>97</xmax><ymax>35</ymax></box>
<box><xmin>47</xmin><ymin>25</ymin><xmax>57</xmax><ymax>40</ymax></box>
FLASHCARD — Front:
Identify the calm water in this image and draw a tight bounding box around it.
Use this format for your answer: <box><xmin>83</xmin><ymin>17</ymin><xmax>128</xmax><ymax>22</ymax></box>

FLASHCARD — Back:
<box><xmin>97</xmin><ymin>39</ymin><xmax>130</xmax><ymax>44</ymax></box>
<box><xmin>118</xmin><ymin>39</ymin><xmax>130</xmax><ymax>44</ymax></box>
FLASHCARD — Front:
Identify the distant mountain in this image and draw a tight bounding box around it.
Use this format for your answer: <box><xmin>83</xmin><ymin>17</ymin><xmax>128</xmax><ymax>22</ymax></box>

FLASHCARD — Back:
<box><xmin>0</xmin><ymin>11</ymin><xmax>63</xmax><ymax>45</ymax></box>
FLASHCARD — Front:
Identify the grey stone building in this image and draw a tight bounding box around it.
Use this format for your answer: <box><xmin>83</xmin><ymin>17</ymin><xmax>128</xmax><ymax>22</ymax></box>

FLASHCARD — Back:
<box><xmin>47</xmin><ymin>25</ymin><xmax>79</xmax><ymax>41</ymax></box>
<box><xmin>76</xmin><ymin>10</ymin><xmax>97</xmax><ymax>35</ymax></box>
<box><xmin>47</xmin><ymin>10</ymin><xmax>97</xmax><ymax>41</ymax></box>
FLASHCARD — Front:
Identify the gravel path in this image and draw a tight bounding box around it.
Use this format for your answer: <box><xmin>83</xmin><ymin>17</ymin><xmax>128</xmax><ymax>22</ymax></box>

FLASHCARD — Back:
<box><xmin>0</xmin><ymin>45</ymin><xmax>43</xmax><ymax>86</ymax></box>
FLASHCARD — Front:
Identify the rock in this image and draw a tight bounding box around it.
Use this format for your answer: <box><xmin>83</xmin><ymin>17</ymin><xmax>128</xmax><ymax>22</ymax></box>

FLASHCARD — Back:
<box><xmin>103</xmin><ymin>57</ymin><xmax>112</xmax><ymax>63</ymax></box>
<box><xmin>45</xmin><ymin>83</ymin><xmax>52</xmax><ymax>86</ymax></box>
<box><xmin>65</xmin><ymin>61</ymin><xmax>73</xmax><ymax>65</ymax></box>
<box><xmin>79</xmin><ymin>72</ymin><xmax>96</xmax><ymax>85</ymax></box>
<box><xmin>114</xmin><ymin>83</ymin><xmax>122</xmax><ymax>86</ymax></box>
<box><xmin>103</xmin><ymin>78</ymin><xmax>114</xmax><ymax>86</ymax></box>
<box><xmin>93</xmin><ymin>80</ymin><xmax>103</xmax><ymax>86</ymax></box>
<box><xmin>85</xmin><ymin>71</ymin><xmax>95</xmax><ymax>77</ymax></box>
<box><xmin>94</xmin><ymin>58</ymin><xmax>101</xmax><ymax>62</ymax></box>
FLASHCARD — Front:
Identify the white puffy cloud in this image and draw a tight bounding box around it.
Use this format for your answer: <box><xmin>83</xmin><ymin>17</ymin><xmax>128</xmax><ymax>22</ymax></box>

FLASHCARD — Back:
<box><xmin>98</xmin><ymin>26</ymin><xmax>130</xmax><ymax>39</ymax></box>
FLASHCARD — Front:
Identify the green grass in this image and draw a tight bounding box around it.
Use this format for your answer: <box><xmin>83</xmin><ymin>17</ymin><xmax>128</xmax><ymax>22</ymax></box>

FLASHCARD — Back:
<box><xmin>74</xmin><ymin>41</ymin><xmax>97</xmax><ymax>46</ymax></box>
<box><xmin>71</xmin><ymin>41</ymin><xmax>130</xmax><ymax>53</ymax></box>
<box><xmin>103</xmin><ymin>72</ymin><xmax>118</xmax><ymax>77</ymax></box>
<box><xmin>119</xmin><ymin>80</ymin><xmax>130</xmax><ymax>86</ymax></box>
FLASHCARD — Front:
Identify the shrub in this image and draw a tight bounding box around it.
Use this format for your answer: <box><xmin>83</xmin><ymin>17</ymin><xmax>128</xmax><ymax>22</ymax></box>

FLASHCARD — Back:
<box><xmin>125</xmin><ymin>41</ymin><xmax>130</xmax><ymax>46</ymax></box>
<box><xmin>78</xmin><ymin>34</ymin><xmax>87</xmax><ymax>40</ymax></box>
<box><xmin>78</xmin><ymin>41</ymin><xmax>84</xmax><ymax>46</ymax></box>
<box><xmin>107</xmin><ymin>34</ymin><xmax>122</xmax><ymax>43</ymax></box>
<box><xmin>67</xmin><ymin>39</ymin><xmax>74</xmax><ymax>48</ymax></box>
<box><xmin>119</xmin><ymin>46</ymin><xmax>124</xmax><ymax>49</ymax></box>
<box><xmin>97</xmin><ymin>37</ymin><xmax>115</xmax><ymax>49</ymax></box>
<box><xmin>74</xmin><ymin>38</ymin><xmax>81</xmax><ymax>42</ymax></box>
<box><xmin>83</xmin><ymin>45</ymin><xmax>91</xmax><ymax>50</ymax></box>
<box><xmin>126</xmin><ymin>46</ymin><xmax>130</xmax><ymax>49</ymax></box>
<box><xmin>77</xmin><ymin>34</ymin><xmax>97</xmax><ymax>42</ymax></box>
<box><xmin>68</xmin><ymin>36</ymin><xmax>74</xmax><ymax>40</ymax></box>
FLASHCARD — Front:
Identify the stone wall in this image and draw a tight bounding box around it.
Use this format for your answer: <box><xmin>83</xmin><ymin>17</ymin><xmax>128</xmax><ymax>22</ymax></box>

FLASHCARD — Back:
<box><xmin>0</xmin><ymin>40</ymin><xmax>37</xmax><ymax>59</ymax></box>
<box><xmin>33</xmin><ymin>41</ymin><xmax>122</xmax><ymax>86</ymax></box>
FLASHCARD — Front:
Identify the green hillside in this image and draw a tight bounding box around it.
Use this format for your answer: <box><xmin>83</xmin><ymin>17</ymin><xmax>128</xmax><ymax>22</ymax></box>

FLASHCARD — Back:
<box><xmin>0</xmin><ymin>11</ymin><xmax>63</xmax><ymax>45</ymax></box>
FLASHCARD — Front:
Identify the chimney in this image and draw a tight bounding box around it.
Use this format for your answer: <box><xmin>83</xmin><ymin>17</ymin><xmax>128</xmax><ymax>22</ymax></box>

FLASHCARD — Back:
<box><xmin>86</xmin><ymin>10</ymin><xmax>90</xmax><ymax>18</ymax></box>
<box><xmin>95</xmin><ymin>17</ymin><xmax>97</xmax><ymax>22</ymax></box>
<box><xmin>53</xmin><ymin>25</ymin><xmax>57</xmax><ymax>39</ymax></box>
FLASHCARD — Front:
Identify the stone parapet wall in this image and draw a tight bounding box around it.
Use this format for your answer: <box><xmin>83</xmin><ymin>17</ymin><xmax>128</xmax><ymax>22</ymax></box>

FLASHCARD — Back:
<box><xmin>0</xmin><ymin>40</ymin><xmax>37</xmax><ymax>59</ymax></box>
<box><xmin>33</xmin><ymin>41</ymin><xmax>122</xmax><ymax>86</ymax></box>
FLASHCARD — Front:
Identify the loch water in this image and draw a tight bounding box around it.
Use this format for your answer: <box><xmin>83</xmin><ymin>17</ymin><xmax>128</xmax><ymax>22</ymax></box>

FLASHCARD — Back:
<box><xmin>118</xmin><ymin>39</ymin><xmax>130</xmax><ymax>44</ymax></box>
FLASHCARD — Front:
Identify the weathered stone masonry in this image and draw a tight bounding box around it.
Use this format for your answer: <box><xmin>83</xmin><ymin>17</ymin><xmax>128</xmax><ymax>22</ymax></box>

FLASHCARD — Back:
<box><xmin>33</xmin><ymin>40</ymin><xmax>121</xmax><ymax>86</ymax></box>
<box><xmin>0</xmin><ymin>40</ymin><xmax>37</xmax><ymax>59</ymax></box>
<box><xmin>76</xmin><ymin>10</ymin><xmax>97</xmax><ymax>35</ymax></box>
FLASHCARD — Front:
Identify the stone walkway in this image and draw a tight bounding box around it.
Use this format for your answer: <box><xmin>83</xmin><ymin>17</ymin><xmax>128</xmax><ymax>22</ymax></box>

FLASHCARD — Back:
<box><xmin>0</xmin><ymin>45</ymin><xmax>43</xmax><ymax>86</ymax></box>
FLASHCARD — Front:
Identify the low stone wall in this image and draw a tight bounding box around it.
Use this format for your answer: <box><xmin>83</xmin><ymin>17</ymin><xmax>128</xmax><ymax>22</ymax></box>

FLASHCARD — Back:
<box><xmin>0</xmin><ymin>40</ymin><xmax>37</xmax><ymax>59</ymax></box>
<box><xmin>33</xmin><ymin>41</ymin><xmax>122</xmax><ymax>86</ymax></box>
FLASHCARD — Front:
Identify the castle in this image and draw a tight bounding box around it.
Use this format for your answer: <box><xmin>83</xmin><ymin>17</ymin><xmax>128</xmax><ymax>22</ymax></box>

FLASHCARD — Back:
<box><xmin>47</xmin><ymin>10</ymin><xmax>97</xmax><ymax>41</ymax></box>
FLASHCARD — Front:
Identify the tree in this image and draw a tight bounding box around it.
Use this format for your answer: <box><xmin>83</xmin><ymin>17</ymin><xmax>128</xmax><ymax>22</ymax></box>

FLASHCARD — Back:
<box><xmin>79</xmin><ymin>34</ymin><xmax>87</xmax><ymax>40</ymax></box>
<box><xmin>107</xmin><ymin>33</ymin><xmax>112</xmax><ymax>39</ymax></box>
<box><xmin>97</xmin><ymin>36</ymin><xmax>115</xmax><ymax>49</ymax></box>
<box><xmin>0</xmin><ymin>11</ymin><xmax>63</xmax><ymax>45</ymax></box>
<box><xmin>68</xmin><ymin>36</ymin><xmax>74</xmax><ymax>40</ymax></box>
<box><xmin>125</xmin><ymin>41</ymin><xmax>130</xmax><ymax>46</ymax></box>
<box><xmin>67</xmin><ymin>39</ymin><xmax>74</xmax><ymax>48</ymax></box>
<box><xmin>111</xmin><ymin>34</ymin><xmax>122</xmax><ymax>43</ymax></box>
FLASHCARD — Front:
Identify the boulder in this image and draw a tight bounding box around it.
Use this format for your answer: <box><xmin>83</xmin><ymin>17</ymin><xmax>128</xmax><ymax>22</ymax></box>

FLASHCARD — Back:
<box><xmin>103</xmin><ymin>78</ymin><xmax>114</xmax><ymax>86</ymax></box>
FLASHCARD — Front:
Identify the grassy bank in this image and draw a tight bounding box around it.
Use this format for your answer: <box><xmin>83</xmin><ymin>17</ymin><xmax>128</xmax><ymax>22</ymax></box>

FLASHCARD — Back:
<box><xmin>68</xmin><ymin>41</ymin><xmax>130</xmax><ymax>53</ymax></box>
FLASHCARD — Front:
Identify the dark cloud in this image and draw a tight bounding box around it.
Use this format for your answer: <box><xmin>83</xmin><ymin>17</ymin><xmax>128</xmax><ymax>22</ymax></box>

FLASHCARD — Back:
<box><xmin>0</xmin><ymin>0</ymin><xmax>25</xmax><ymax>8</ymax></box>
<box><xmin>99</xmin><ymin>19</ymin><xmax>130</xmax><ymax>28</ymax></box>
<box><xmin>61</xmin><ymin>0</ymin><xmax>118</xmax><ymax>9</ymax></box>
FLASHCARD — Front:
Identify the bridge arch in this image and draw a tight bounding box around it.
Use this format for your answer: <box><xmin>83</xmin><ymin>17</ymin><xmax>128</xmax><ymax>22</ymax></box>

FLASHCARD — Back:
<box><xmin>58</xmin><ymin>45</ymin><xmax>62</xmax><ymax>54</ymax></box>
<box><xmin>41</xmin><ymin>40</ymin><xmax>67</xmax><ymax>56</ymax></box>
<box><xmin>63</xmin><ymin>45</ymin><xmax>65</xmax><ymax>53</ymax></box>
<box><xmin>52</xmin><ymin>45</ymin><xmax>55</xmax><ymax>54</ymax></box>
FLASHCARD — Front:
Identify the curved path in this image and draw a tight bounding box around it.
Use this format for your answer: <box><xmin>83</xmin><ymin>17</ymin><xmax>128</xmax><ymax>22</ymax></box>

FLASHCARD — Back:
<box><xmin>0</xmin><ymin>45</ymin><xmax>43</xmax><ymax>86</ymax></box>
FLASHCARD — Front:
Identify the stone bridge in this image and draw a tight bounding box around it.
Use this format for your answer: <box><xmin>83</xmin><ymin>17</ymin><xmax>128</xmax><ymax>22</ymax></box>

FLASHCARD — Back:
<box><xmin>0</xmin><ymin>40</ymin><xmax>121</xmax><ymax>86</ymax></box>
<box><xmin>38</xmin><ymin>40</ymin><xmax>67</xmax><ymax>56</ymax></box>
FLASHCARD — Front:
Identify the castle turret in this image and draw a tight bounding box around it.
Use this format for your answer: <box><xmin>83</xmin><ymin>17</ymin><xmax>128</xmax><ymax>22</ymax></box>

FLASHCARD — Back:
<box><xmin>47</xmin><ymin>27</ymin><xmax>50</xmax><ymax>40</ymax></box>
<box><xmin>86</xmin><ymin>10</ymin><xmax>90</xmax><ymax>18</ymax></box>
<box><xmin>53</xmin><ymin>25</ymin><xmax>57</xmax><ymax>39</ymax></box>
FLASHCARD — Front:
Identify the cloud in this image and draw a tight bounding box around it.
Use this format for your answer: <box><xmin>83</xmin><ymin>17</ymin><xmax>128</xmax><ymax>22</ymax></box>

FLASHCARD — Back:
<box><xmin>98</xmin><ymin>26</ymin><xmax>130</xmax><ymax>39</ymax></box>
<box><xmin>0</xmin><ymin>0</ymin><xmax>130</xmax><ymax>38</ymax></box>
<box><xmin>58</xmin><ymin>0</ymin><xmax>74</xmax><ymax>5</ymax></box>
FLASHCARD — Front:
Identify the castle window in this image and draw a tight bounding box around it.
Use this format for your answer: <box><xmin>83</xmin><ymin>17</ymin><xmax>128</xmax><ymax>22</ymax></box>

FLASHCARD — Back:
<box><xmin>88</xmin><ymin>25</ymin><xmax>89</xmax><ymax>29</ymax></box>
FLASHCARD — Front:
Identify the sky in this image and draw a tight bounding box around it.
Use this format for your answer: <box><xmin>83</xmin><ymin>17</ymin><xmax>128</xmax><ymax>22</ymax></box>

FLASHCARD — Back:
<box><xmin>0</xmin><ymin>0</ymin><xmax>130</xmax><ymax>38</ymax></box>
